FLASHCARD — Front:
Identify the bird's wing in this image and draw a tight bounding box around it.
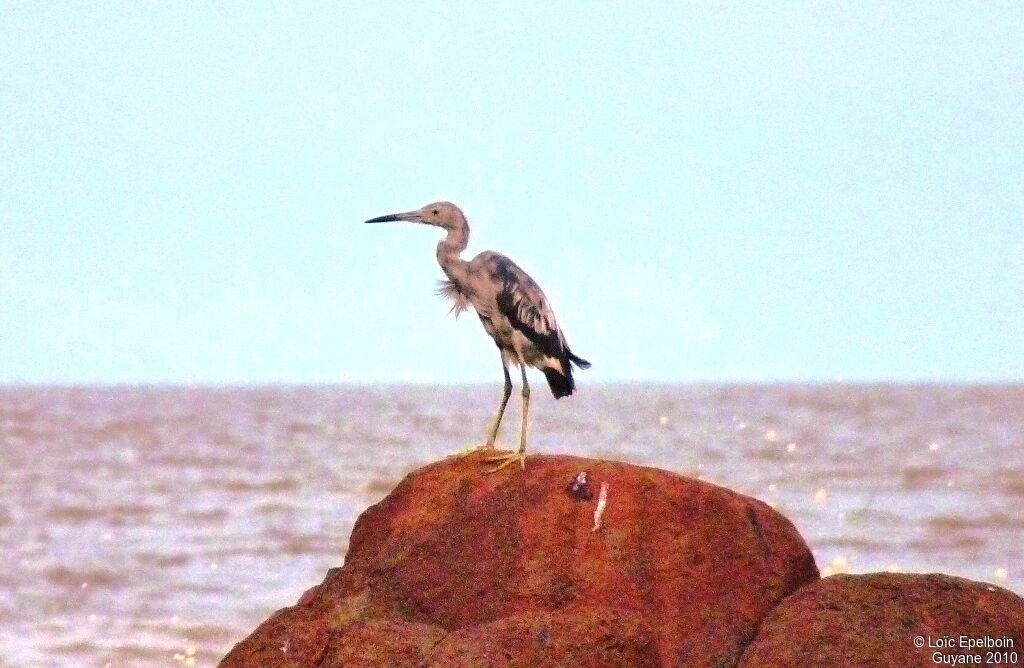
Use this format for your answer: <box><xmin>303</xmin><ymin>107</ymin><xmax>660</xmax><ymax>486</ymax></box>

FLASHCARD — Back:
<box><xmin>490</xmin><ymin>256</ymin><xmax>566</xmax><ymax>359</ymax></box>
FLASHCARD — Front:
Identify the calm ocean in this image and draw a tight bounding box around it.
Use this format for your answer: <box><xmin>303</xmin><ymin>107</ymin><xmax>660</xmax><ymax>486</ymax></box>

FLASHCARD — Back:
<box><xmin>1</xmin><ymin>384</ymin><xmax>1021</xmax><ymax>666</ymax></box>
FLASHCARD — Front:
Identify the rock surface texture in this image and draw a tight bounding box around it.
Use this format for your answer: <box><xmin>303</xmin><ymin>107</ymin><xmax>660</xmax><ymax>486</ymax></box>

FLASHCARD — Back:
<box><xmin>738</xmin><ymin>572</ymin><xmax>1024</xmax><ymax>668</ymax></box>
<box><xmin>219</xmin><ymin>452</ymin><xmax>818</xmax><ymax>667</ymax></box>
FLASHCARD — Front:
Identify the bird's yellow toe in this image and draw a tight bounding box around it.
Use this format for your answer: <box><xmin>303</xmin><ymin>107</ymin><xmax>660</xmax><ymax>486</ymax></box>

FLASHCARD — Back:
<box><xmin>483</xmin><ymin>450</ymin><xmax>527</xmax><ymax>473</ymax></box>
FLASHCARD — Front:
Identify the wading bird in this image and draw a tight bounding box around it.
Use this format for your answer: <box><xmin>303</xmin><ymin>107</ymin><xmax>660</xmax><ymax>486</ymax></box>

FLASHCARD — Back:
<box><xmin>365</xmin><ymin>202</ymin><xmax>590</xmax><ymax>472</ymax></box>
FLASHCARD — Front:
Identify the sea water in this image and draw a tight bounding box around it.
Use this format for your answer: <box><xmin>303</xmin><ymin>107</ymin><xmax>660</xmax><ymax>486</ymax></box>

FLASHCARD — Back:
<box><xmin>1</xmin><ymin>384</ymin><xmax>1021</xmax><ymax>666</ymax></box>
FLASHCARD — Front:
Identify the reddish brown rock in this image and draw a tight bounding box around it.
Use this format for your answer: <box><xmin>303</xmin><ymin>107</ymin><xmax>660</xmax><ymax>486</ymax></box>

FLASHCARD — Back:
<box><xmin>424</xmin><ymin>606</ymin><xmax>660</xmax><ymax>667</ymax></box>
<box><xmin>738</xmin><ymin>573</ymin><xmax>1024</xmax><ymax>668</ymax></box>
<box><xmin>220</xmin><ymin>452</ymin><xmax>818</xmax><ymax>667</ymax></box>
<box><xmin>319</xmin><ymin>618</ymin><xmax>446</xmax><ymax>667</ymax></box>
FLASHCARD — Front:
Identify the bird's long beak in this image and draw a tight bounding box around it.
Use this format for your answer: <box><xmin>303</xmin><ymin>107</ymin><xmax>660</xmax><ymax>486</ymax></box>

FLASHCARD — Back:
<box><xmin>365</xmin><ymin>210</ymin><xmax>421</xmax><ymax>224</ymax></box>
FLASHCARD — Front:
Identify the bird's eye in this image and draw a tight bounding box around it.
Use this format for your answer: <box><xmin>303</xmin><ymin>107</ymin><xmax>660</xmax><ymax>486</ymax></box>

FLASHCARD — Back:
<box><xmin>432</xmin><ymin>209</ymin><xmax>439</xmax><ymax>215</ymax></box>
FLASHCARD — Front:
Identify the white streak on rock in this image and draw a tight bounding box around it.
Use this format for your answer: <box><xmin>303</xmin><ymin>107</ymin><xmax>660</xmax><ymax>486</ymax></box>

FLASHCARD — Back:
<box><xmin>592</xmin><ymin>482</ymin><xmax>609</xmax><ymax>532</ymax></box>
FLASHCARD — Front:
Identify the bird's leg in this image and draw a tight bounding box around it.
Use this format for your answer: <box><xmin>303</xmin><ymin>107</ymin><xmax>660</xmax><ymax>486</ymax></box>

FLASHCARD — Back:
<box><xmin>486</xmin><ymin>365</ymin><xmax>529</xmax><ymax>472</ymax></box>
<box><xmin>457</xmin><ymin>365</ymin><xmax>511</xmax><ymax>456</ymax></box>
<box><xmin>484</xmin><ymin>365</ymin><xmax>513</xmax><ymax>447</ymax></box>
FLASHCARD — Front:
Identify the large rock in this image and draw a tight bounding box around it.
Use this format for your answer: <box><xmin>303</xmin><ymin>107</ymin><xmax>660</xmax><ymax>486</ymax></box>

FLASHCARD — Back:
<box><xmin>738</xmin><ymin>573</ymin><xmax>1024</xmax><ymax>667</ymax></box>
<box><xmin>423</xmin><ymin>606</ymin><xmax>661</xmax><ymax>667</ymax></box>
<box><xmin>220</xmin><ymin>452</ymin><xmax>818</xmax><ymax>667</ymax></box>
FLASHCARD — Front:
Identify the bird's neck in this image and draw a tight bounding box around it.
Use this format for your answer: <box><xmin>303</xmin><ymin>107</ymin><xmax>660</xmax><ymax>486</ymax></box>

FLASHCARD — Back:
<box><xmin>436</xmin><ymin>222</ymin><xmax>470</xmax><ymax>284</ymax></box>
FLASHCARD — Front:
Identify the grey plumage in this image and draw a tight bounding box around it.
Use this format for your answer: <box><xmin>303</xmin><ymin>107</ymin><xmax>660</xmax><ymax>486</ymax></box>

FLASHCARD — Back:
<box><xmin>365</xmin><ymin>201</ymin><xmax>590</xmax><ymax>471</ymax></box>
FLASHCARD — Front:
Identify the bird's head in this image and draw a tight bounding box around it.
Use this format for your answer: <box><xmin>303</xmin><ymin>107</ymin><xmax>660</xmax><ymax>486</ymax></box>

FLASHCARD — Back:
<box><xmin>365</xmin><ymin>201</ymin><xmax>465</xmax><ymax>230</ymax></box>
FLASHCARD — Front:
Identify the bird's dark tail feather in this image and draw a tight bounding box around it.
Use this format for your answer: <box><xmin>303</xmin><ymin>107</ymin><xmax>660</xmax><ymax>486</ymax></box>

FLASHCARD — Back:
<box><xmin>543</xmin><ymin>366</ymin><xmax>575</xmax><ymax>399</ymax></box>
<box><xmin>567</xmin><ymin>348</ymin><xmax>591</xmax><ymax>370</ymax></box>
<box><xmin>544</xmin><ymin>348</ymin><xmax>590</xmax><ymax>399</ymax></box>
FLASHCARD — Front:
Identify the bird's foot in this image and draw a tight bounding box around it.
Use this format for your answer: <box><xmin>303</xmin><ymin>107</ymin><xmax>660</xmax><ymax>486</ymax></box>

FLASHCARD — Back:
<box><xmin>483</xmin><ymin>449</ymin><xmax>527</xmax><ymax>474</ymax></box>
<box><xmin>453</xmin><ymin>442</ymin><xmax>499</xmax><ymax>458</ymax></box>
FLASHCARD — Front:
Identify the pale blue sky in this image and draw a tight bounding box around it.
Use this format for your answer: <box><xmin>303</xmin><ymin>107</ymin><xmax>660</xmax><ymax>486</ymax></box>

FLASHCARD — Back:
<box><xmin>1</xmin><ymin>2</ymin><xmax>1021</xmax><ymax>383</ymax></box>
